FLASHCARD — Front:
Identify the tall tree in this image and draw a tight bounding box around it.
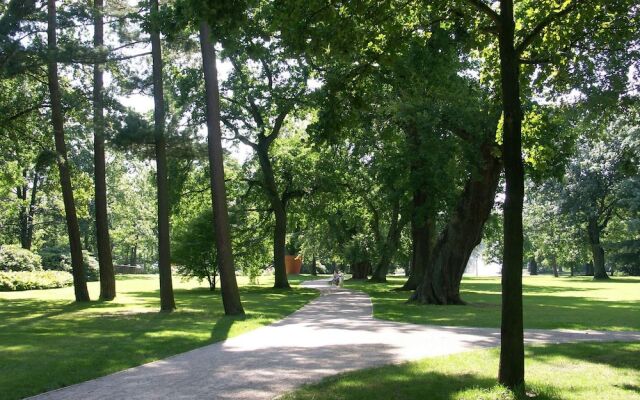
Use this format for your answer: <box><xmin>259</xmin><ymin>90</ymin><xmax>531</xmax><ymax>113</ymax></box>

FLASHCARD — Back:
<box><xmin>459</xmin><ymin>0</ymin><xmax>639</xmax><ymax>389</ymax></box>
<box><xmin>93</xmin><ymin>0</ymin><xmax>116</xmax><ymax>300</ymax></box>
<box><xmin>220</xmin><ymin>5</ymin><xmax>311</xmax><ymax>289</ymax></box>
<box><xmin>47</xmin><ymin>0</ymin><xmax>89</xmax><ymax>302</ymax></box>
<box><xmin>150</xmin><ymin>0</ymin><xmax>175</xmax><ymax>311</ymax></box>
<box><xmin>199</xmin><ymin>21</ymin><xmax>244</xmax><ymax>315</ymax></box>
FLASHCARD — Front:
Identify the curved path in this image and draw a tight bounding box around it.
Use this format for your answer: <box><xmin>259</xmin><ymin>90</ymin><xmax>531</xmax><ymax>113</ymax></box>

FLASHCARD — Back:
<box><xmin>29</xmin><ymin>279</ymin><xmax>640</xmax><ymax>400</ymax></box>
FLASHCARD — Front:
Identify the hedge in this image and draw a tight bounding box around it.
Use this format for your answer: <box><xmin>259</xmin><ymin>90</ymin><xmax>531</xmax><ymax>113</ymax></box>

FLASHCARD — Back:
<box><xmin>0</xmin><ymin>245</ymin><xmax>42</xmax><ymax>272</ymax></box>
<box><xmin>0</xmin><ymin>270</ymin><xmax>73</xmax><ymax>291</ymax></box>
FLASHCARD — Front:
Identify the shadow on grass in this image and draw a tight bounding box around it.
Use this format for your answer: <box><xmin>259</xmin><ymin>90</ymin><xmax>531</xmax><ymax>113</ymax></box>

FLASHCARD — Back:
<box><xmin>346</xmin><ymin>278</ymin><xmax>640</xmax><ymax>330</ymax></box>
<box><xmin>283</xmin><ymin>342</ymin><xmax>640</xmax><ymax>400</ymax></box>
<box><xmin>283</xmin><ymin>368</ymin><xmax>559</xmax><ymax>400</ymax></box>
<box><xmin>526</xmin><ymin>341</ymin><xmax>640</xmax><ymax>371</ymax></box>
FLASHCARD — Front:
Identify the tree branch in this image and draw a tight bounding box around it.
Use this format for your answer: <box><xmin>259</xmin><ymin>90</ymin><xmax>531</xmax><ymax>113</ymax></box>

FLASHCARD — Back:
<box><xmin>519</xmin><ymin>57</ymin><xmax>552</xmax><ymax>65</ymax></box>
<box><xmin>461</xmin><ymin>0</ymin><xmax>500</xmax><ymax>25</ymax></box>
<box><xmin>229</xmin><ymin>56</ymin><xmax>265</xmax><ymax>130</ymax></box>
<box><xmin>221</xmin><ymin>117</ymin><xmax>258</xmax><ymax>150</ymax></box>
<box><xmin>265</xmin><ymin>106</ymin><xmax>292</xmax><ymax>147</ymax></box>
<box><xmin>516</xmin><ymin>0</ymin><xmax>583</xmax><ymax>55</ymax></box>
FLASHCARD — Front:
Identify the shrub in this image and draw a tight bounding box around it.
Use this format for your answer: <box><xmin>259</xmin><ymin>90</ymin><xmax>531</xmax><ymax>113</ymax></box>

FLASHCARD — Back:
<box><xmin>39</xmin><ymin>248</ymin><xmax>72</xmax><ymax>272</ymax></box>
<box><xmin>0</xmin><ymin>270</ymin><xmax>73</xmax><ymax>291</ymax></box>
<box><xmin>82</xmin><ymin>250</ymin><xmax>100</xmax><ymax>281</ymax></box>
<box><xmin>39</xmin><ymin>247</ymin><xmax>99</xmax><ymax>281</ymax></box>
<box><xmin>0</xmin><ymin>245</ymin><xmax>42</xmax><ymax>272</ymax></box>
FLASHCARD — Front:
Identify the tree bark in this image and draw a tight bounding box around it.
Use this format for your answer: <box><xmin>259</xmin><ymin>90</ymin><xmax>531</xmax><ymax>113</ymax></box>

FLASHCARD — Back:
<box><xmin>47</xmin><ymin>0</ymin><xmax>90</xmax><ymax>302</ymax></box>
<box><xmin>310</xmin><ymin>254</ymin><xmax>317</xmax><ymax>276</ymax></box>
<box><xmin>199</xmin><ymin>21</ymin><xmax>245</xmax><ymax>315</ymax></box>
<box><xmin>497</xmin><ymin>0</ymin><xmax>525</xmax><ymax>389</ymax></box>
<box><xmin>17</xmin><ymin>172</ymin><xmax>28</xmax><ymax>248</ymax></box>
<box><xmin>527</xmin><ymin>258</ymin><xmax>538</xmax><ymax>275</ymax></box>
<box><xmin>551</xmin><ymin>255</ymin><xmax>559</xmax><ymax>277</ymax></box>
<box><xmin>93</xmin><ymin>0</ymin><xmax>116</xmax><ymax>301</ymax></box>
<box><xmin>351</xmin><ymin>260</ymin><xmax>370</xmax><ymax>279</ymax></box>
<box><xmin>588</xmin><ymin>218</ymin><xmax>608</xmax><ymax>280</ymax></box>
<box><xmin>24</xmin><ymin>171</ymin><xmax>39</xmax><ymax>250</ymax></box>
<box><xmin>411</xmin><ymin>139</ymin><xmax>501</xmax><ymax>304</ymax></box>
<box><xmin>401</xmin><ymin>123</ymin><xmax>434</xmax><ymax>291</ymax></box>
<box><xmin>150</xmin><ymin>0</ymin><xmax>175</xmax><ymax>311</ymax></box>
<box><xmin>256</xmin><ymin>141</ymin><xmax>290</xmax><ymax>289</ymax></box>
<box><xmin>370</xmin><ymin>199</ymin><xmax>404</xmax><ymax>282</ymax></box>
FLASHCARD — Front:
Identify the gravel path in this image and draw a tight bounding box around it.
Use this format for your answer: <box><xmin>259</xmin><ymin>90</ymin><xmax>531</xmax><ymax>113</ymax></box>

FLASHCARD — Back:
<box><xmin>28</xmin><ymin>279</ymin><xmax>640</xmax><ymax>400</ymax></box>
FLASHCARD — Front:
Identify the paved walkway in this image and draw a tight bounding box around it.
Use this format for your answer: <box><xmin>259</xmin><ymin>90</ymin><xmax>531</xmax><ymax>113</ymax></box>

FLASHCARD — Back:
<box><xmin>29</xmin><ymin>279</ymin><xmax>640</xmax><ymax>400</ymax></box>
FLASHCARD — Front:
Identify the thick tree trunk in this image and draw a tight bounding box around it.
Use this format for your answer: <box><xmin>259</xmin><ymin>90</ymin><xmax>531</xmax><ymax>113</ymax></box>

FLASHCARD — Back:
<box><xmin>272</xmin><ymin>202</ymin><xmax>289</xmax><ymax>288</ymax></box>
<box><xmin>527</xmin><ymin>258</ymin><xmax>538</xmax><ymax>275</ymax></box>
<box><xmin>551</xmin><ymin>255</ymin><xmax>559</xmax><ymax>277</ymax></box>
<box><xmin>588</xmin><ymin>218</ymin><xmax>608</xmax><ymax>280</ymax></box>
<box><xmin>47</xmin><ymin>0</ymin><xmax>89</xmax><ymax>302</ymax></box>
<box><xmin>150</xmin><ymin>0</ymin><xmax>175</xmax><ymax>311</ymax></box>
<box><xmin>199</xmin><ymin>21</ymin><xmax>244</xmax><ymax>315</ymax></box>
<box><xmin>370</xmin><ymin>199</ymin><xmax>403</xmax><ymax>282</ymax></box>
<box><xmin>93</xmin><ymin>0</ymin><xmax>116</xmax><ymax>301</ymax></box>
<box><xmin>411</xmin><ymin>140</ymin><xmax>501</xmax><ymax>304</ymax></box>
<box><xmin>497</xmin><ymin>0</ymin><xmax>525</xmax><ymax>389</ymax></box>
<box><xmin>256</xmin><ymin>141</ymin><xmax>290</xmax><ymax>289</ymax></box>
<box><xmin>311</xmin><ymin>255</ymin><xmax>317</xmax><ymax>276</ymax></box>
<box><xmin>130</xmin><ymin>241</ymin><xmax>137</xmax><ymax>266</ymax></box>
<box><xmin>401</xmin><ymin>188</ymin><xmax>436</xmax><ymax>290</ymax></box>
<box><xmin>351</xmin><ymin>260</ymin><xmax>370</xmax><ymax>280</ymax></box>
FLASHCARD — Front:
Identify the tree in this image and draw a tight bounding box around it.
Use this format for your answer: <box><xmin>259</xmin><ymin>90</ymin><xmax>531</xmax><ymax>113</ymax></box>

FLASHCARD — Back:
<box><xmin>559</xmin><ymin>118</ymin><xmax>639</xmax><ymax>279</ymax></box>
<box><xmin>458</xmin><ymin>0</ymin><xmax>639</xmax><ymax>387</ymax></box>
<box><xmin>47</xmin><ymin>0</ymin><xmax>89</xmax><ymax>302</ymax></box>
<box><xmin>199</xmin><ymin>21</ymin><xmax>244</xmax><ymax>315</ymax></box>
<box><xmin>149</xmin><ymin>0</ymin><xmax>175</xmax><ymax>311</ymax></box>
<box><xmin>220</xmin><ymin>3</ymin><xmax>312</xmax><ymax>289</ymax></box>
<box><xmin>92</xmin><ymin>0</ymin><xmax>116</xmax><ymax>301</ymax></box>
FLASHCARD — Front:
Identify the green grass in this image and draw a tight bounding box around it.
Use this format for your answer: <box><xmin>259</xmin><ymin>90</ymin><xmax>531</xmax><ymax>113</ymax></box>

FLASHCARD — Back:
<box><xmin>0</xmin><ymin>274</ymin><xmax>319</xmax><ymax>400</ymax></box>
<box><xmin>281</xmin><ymin>342</ymin><xmax>640</xmax><ymax>400</ymax></box>
<box><xmin>345</xmin><ymin>276</ymin><xmax>640</xmax><ymax>331</ymax></box>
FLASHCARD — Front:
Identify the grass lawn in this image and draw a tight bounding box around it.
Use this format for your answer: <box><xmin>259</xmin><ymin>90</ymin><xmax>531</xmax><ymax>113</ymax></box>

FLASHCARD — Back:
<box><xmin>0</xmin><ymin>274</ymin><xmax>319</xmax><ymax>400</ymax></box>
<box><xmin>345</xmin><ymin>276</ymin><xmax>640</xmax><ymax>331</ymax></box>
<box><xmin>282</xmin><ymin>341</ymin><xmax>640</xmax><ymax>400</ymax></box>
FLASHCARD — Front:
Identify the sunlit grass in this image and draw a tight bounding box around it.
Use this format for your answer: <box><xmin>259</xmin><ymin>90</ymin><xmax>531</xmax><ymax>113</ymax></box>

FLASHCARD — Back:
<box><xmin>282</xmin><ymin>342</ymin><xmax>640</xmax><ymax>400</ymax></box>
<box><xmin>346</xmin><ymin>276</ymin><xmax>640</xmax><ymax>331</ymax></box>
<box><xmin>0</xmin><ymin>274</ymin><xmax>319</xmax><ymax>400</ymax></box>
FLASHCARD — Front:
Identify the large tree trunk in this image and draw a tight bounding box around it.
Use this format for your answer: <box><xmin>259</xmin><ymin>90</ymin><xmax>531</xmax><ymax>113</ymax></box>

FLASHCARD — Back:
<box><xmin>199</xmin><ymin>21</ymin><xmax>244</xmax><ymax>315</ymax></box>
<box><xmin>47</xmin><ymin>0</ymin><xmax>89</xmax><ymax>302</ymax></box>
<box><xmin>310</xmin><ymin>255</ymin><xmax>317</xmax><ymax>276</ymax></box>
<box><xmin>551</xmin><ymin>255</ymin><xmax>559</xmax><ymax>277</ymax></box>
<box><xmin>370</xmin><ymin>199</ymin><xmax>404</xmax><ymax>282</ymax></box>
<box><xmin>588</xmin><ymin>218</ymin><xmax>608</xmax><ymax>280</ymax></box>
<box><xmin>256</xmin><ymin>142</ymin><xmax>290</xmax><ymax>289</ymax></box>
<box><xmin>497</xmin><ymin>0</ymin><xmax>525</xmax><ymax>389</ymax></box>
<box><xmin>150</xmin><ymin>0</ymin><xmax>175</xmax><ymax>311</ymax></box>
<box><xmin>272</xmin><ymin>201</ymin><xmax>289</xmax><ymax>288</ymax></box>
<box><xmin>351</xmin><ymin>260</ymin><xmax>370</xmax><ymax>280</ymax></box>
<box><xmin>93</xmin><ymin>0</ymin><xmax>116</xmax><ymax>301</ymax></box>
<box><xmin>411</xmin><ymin>139</ymin><xmax>501</xmax><ymax>304</ymax></box>
<box><xmin>527</xmin><ymin>258</ymin><xmax>538</xmax><ymax>275</ymax></box>
<box><xmin>400</xmin><ymin>213</ymin><xmax>434</xmax><ymax>291</ymax></box>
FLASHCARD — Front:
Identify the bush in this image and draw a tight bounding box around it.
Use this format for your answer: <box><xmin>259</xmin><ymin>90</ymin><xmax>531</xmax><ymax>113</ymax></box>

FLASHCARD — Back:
<box><xmin>39</xmin><ymin>247</ymin><xmax>99</xmax><ymax>281</ymax></box>
<box><xmin>0</xmin><ymin>270</ymin><xmax>73</xmax><ymax>291</ymax></box>
<box><xmin>0</xmin><ymin>245</ymin><xmax>42</xmax><ymax>272</ymax></box>
<box><xmin>39</xmin><ymin>248</ymin><xmax>72</xmax><ymax>272</ymax></box>
<box><xmin>82</xmin><ymin>250</ymin><xmax>99</xmax><ymax>281</ymax></box>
